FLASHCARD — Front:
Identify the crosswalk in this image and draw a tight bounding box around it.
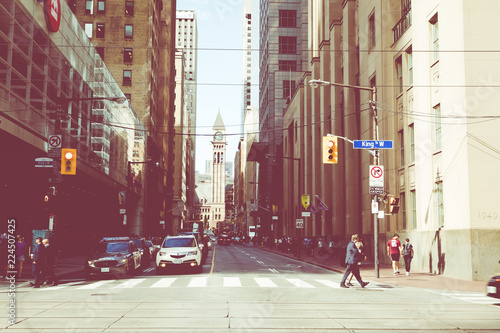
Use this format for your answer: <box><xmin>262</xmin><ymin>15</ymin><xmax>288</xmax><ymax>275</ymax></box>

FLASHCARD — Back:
<box><xmin>430</xmin><ymin>291</ymin><xmax>500</xmax><ymax>305</ymax></box>
<box><xmin>21</xmin><ymin>276</ymin><xmax>388</xmax><ymax>291</ymax></box>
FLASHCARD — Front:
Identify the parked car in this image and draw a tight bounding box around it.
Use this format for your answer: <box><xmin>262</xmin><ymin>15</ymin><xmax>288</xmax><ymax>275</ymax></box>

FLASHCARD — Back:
<box><xmin>85</xmin><ymin>237</ymin><xmax>141</xmax><ymax>279</ymax></box>
<box><xmin>487</xmin><ymin>259</ymin><xmax>500</xmax><ymax>299</ymax></box>
<box><xmin>156</xmin><ymin>235</ymin><xmax>203</xmax><ymax>274</ymax></box>
<box><xmin>130</xmin><ymin>237</ymin><xmax>151</xmax><ymax>267</ymax></box>
<box><xmin>217</xmin><ymin>233</ymin><xmax>231</xmax><ymax>246</ymax></box>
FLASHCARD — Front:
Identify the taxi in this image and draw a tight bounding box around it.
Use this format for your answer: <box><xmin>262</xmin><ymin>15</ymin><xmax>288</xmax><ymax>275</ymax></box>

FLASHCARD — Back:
<box><xmin>85</xmin><ymin>237</ymin><xmax>141</xmax><ymax>279</ymax></box>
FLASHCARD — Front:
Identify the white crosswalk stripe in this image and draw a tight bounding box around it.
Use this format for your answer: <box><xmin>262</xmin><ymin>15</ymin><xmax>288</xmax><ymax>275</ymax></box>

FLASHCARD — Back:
<box><xmin>254</xmin><ymin>277</ymin><xmax>278</xmax><ymax>288</ymax></box>
<box><xmin>286</xmin><ymin>278</ymin><xmax>315</xmax><ymax>288</ymax></box>
<box><xmin>187</xmin><ymin>276</ymin><xmax>208</xmax><ymax>287</ymax></box>
<box><xmin>112</xmin><ymin>278</ymin><xmax>145</xmax><ymax>289</ymax></box>
<box><xmin>315</xmin><ymin>279</ymin><xmax>341</xmax><ymax>288</ymax></box>
<box><xmin>77</xmin><ymin>280</ymin><xmax>115</xmax><ymax>289</ymax></box>
<box><xmin>436</xmin><ymin>292</ymin><xmax>499</xmax><ymax>305</ymax></box>
<box><xmin>151</xmin><ymin>278</ymin><xmax>177</xmax><ymax>288</ymax></box>
<box><xmin>224</xmin><ymin>277</ymin><xmax>241</xmax><ymax>287</ymax></box>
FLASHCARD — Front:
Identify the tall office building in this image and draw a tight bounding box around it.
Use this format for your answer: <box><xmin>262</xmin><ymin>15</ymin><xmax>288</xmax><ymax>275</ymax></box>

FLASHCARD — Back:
<box><xmin>71</xmin><ymin>0</ymin><xmax>177</xmax><ymax>235</ymax></box>
<box><xmin>176</xmin><ymin>10</ymin><xmax>198</xmax><ymax>224</ymax></box>
<box><xmin>256</xmin><ymin>0</ymin><xmax>308</xmax><ymax>237</ymax></box>
<box><xmin>242</xmin><ymin>0</ymin><xmax>253</xmax><ymax>131</ymax></box>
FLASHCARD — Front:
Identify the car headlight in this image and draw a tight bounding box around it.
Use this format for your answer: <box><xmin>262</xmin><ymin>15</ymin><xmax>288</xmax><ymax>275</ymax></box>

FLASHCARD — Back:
<box><xmin>121</xmin><ymin>258</ymin><xmax>128</xmax><ymax>263</ymax></box>
<box><xmin>87</xmin><ymin>260</ymin><xmax>95</xmax><ymax>265</ymax></box>
<box><xmin>159</xmin><ymin>251</ymin><xmax>166</xmax><ymax>256</ymax></box>
<box><xmin>187</xmin><ymin>250</ymin><xmax>198</xmax><ymax>256</ymax></box>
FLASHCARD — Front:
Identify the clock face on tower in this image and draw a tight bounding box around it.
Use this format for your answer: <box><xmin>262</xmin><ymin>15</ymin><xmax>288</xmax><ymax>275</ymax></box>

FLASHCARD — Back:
<box><xmin>214</xmin><ymin>131</ymin><xmax>223</xmax><ymax>141</ymax></box>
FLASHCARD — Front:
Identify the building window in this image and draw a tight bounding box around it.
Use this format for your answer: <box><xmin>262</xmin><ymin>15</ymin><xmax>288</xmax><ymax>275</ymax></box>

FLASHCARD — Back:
<box><xmin>396</xmin><ymin>56</ymin><xmax>403</xmax><ymax>94</ymax></box>
<box><xmin>124</xmin><ymin>48</ymin><xmax>133</xmax><ymax>63</ymax></box>
<box><xmin>85</xmin><ymin>0</ymin><xmax>93</xmax><ymax>14</ymax></box>
<box><xmin>399</xmin><ymin>129</ymin><xmax>405</xmax><ymax>166</ymax></box>
<box><xmin>279</xmin><ymin>10</ymin><xmax>296</xmax><ymax>28</ymax></box>
<box><xmin>436</xmin><ymin>181</ymin><xmax>444</xmax><ymax>227</ymax></box>
<box><xmin>95</xmin><ymin>46</ymin><xmax>104</xmax><ymax>60</ymax></box>
<box><xmin>278</xmin><ymin>36</ymin><xmax>297</xmax><ymax>54</ymax></box>
<box><xmin>97</xmin><ymin>0</ymin><xmax>105</xmax><ymax>14</ymax></box>
<box><xmin>369</xmin><ymin>13</ymin><xmax>376</xmax><ymax>48</ymax></box>
<box><xmin>84</xmin><ymin>23</ymin><xmax>93</xmax><ymax>38</ymax></box>
<box><xmin>125</xmin><ymin>25</ymin><xmax>133</xmax><ymax>39</ymax></box>
<box><xmin>411</xmin><ymin>190</ymin><xmax>417</xmax><ymax>229</ymax></box>
<box><xmin>430</xmin><ymin>14</ymin><xmax>439</xmax><ymax>62</ymax></box>
<box><xmin>407</xmin><ymin>47</ymin><xmax>413</xmax><ymax>86</ymax></box>
<box><xmin>279</xmin><ymin>60</ymin><xmax>296</xmax><ymax>71</ymax></box>
<box><xmin>400</xmin><ymin>192</ymin><xmax>407</xmax><ymax>230</ymax></box>
<box><xmin>283</xmin><ymin>80</ymin><xmax>295</xmax><ymax>100</ymax></box>
<box><xmin>125</xmin><ymin>1</ymin><xmax>134</xmax><ymax>16</ymax></box>
<box><xmin>123</xmin><ymin>70</ymin><xmax>132</xmax><ymax>85</ymax></box>
<box><xmin>96</xmin><ymin>23</ymin><xmax>105</xmax><ymax>38</ymax></box>
<box><xmin>434</xmin><ymin>104</ymin><xmax>442</xmax><ymax>150</ymax></box>
<box><xmin>409</xmin><ymin>123</ymin><xmax>415</xmax><ymax>163</ymax></box>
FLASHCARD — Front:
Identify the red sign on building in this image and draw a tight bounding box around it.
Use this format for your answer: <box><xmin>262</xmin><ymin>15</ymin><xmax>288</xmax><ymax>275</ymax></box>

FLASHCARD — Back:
<box><xmin>45</xmin><ymin>0</ymin><xmax>61</xmax><ymax>33</ymax></box>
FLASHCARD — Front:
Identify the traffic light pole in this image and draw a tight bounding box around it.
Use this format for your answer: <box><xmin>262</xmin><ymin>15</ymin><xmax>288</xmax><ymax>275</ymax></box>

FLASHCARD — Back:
<box><xmin>310</xmin><ymin>79</ymin><xmax>380</xmax><ymax>278</ymax></box>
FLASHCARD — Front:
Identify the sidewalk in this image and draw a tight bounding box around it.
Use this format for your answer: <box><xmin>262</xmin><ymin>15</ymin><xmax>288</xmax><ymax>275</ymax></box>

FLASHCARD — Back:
<box><xmin>256</xmin><ymin>245</ymin><xmax>486</xmax><ymax>293</ymax></box>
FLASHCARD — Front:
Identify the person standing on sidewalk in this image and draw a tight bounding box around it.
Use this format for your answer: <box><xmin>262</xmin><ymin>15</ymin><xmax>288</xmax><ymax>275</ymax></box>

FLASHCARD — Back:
<box><xmin>15</xmin><ymin>235</ymin><xmax>27</xmax><ymax>278</ymax></box>
<box><xmin>387</xmin><ymin>233</ymin><xmax>403</xmax><ymax>275</ymax></box>
<box><xmin>340</xmin><ymin>234</ymin><xmax>369</xmax><ymax>288</ymax></box>
<box><xmin>30</xmin><ymin>237</ymin><xmax>46</xmax><ymax>288</ymax></box>
<box><xmin>43</xmin><ymin>239</ymin><xmax>58</xmax><ymax>286</ymax></box>
<box><xmin>402</xmin><ymin>238</ymin><xmax>414</xmax><ymax>276</ymax></box>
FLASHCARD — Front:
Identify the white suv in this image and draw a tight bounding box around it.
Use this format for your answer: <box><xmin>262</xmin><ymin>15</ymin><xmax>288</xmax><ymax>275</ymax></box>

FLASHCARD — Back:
<box><xmin>156</xmin><ymin>235</ymin><xmax>203</xmax><ymax>274</ymax></box>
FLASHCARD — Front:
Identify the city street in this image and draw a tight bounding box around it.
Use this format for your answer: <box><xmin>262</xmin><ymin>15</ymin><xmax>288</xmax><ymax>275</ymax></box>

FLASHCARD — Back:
<box><xmin>2</xmin><ymin>244</ymin><xmax>499</xmax><ymax>332</ymax></box>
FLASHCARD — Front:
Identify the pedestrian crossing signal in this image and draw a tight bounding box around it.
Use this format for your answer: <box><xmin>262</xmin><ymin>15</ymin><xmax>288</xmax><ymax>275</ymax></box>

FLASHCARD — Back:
<box><xmin>322</xmin><ymin>136</ymin><xmax>338</xmax><ymax>164</ymax></box>
<box><xmin>389</xmin><ymin>196</ymin><xmax>400</xmax><ymax>214</ymax></box>
<box><xmin>61</xmin><ymin>148</ymin><xmax>77</xmax><ymax>175</ymax></box>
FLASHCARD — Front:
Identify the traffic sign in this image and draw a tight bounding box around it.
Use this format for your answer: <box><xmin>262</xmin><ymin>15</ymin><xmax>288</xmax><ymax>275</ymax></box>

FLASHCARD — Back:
<box><xmin>295</xmin><ymin>219</ymin><xmax>304</xmax><ymax>229</ymax></box>
<box><xmin>35</xmin><ymin>157</ymin><xmax>53</xmax><ymax>168</ymax></box>
<box><xmin>369</xmin><ymin>165</ymin><xmax>384</xmax><ymax>187</ymax></box>
<box><xmin>354</xmin><ymin>140</ymin><xmax>393</xmax><ymax>149</ymax></box>
<box><xmin>48</xmin><ymin>135</ymin><xmax>62</xmax><ymax>149</ymax></box>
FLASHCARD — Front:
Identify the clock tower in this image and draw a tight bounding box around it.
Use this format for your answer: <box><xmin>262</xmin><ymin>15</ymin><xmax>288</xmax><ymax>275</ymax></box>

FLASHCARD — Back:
<box><xmin>211</xmin><ymin>112</ymin><xmax>226</xmax><ymax>229</ymax></box>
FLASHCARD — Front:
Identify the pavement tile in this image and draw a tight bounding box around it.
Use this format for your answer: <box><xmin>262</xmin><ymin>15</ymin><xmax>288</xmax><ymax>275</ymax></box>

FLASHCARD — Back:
<box><xmin>109</xmin><ymin>317</ymin><xmax>229</xmax><ymax>329</ymax></box>
<box><xmin>4</xmin><ymin>317</ymin><xmax>118</xmax><ymax>330</ymax></box>
<box><xmin>335</xmin><ymin>318</ymin><xmax>457</xmax><ymax>330</ymax></box>
<box><xmin>229</xmin><ymin>317</ymin><xmax>343</xmax><ymax>329</ymax></box>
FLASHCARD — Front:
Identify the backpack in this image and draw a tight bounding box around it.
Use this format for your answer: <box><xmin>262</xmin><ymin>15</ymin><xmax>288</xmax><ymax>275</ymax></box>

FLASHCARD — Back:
<box><xmin>403</xmin><ymin>244</ymin><xmax>412</xmax><ymax>256</ymax></box>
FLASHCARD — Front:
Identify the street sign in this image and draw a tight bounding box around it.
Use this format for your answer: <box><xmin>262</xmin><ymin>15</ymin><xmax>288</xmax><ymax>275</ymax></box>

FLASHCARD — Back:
<box><xmin>354</xmin><ymin>140</ymin><xmax>393</xmax><ymax>149</ymax></box>
<box><xmin>369</xmin><ymin>165</ymin><xmax>384</xmax><ymax>187</ymax></box>
<box><xmin>301</xmin><ymin>211</ymin><xmax>311</xmax><ymax>217</ymax></box>
<box><xmin>370</xmin><ymin>187</ymin><xmax>384</xmax><ymax>195</ymax></box>
<box><xmin>48</xmin><ymin>135</ymin><xmax>62</xmax><ymax>149</ymax></box>
<box><xmin>295</xmin><ymin>219</ymin><xmax>304</xmax><ymax>229</ymax></box>
<box><xmin>35</xmin><ymin>157</ymin><xmax>53</xmax><ymax>168</ymax></box>
<box><xmin>371</xmin><ymin>200</ymin><xmax>379</xmax><ymax>214</ymax></box>
<box><xmin>272</xmin><ymin>216</ymin><xmax>278</xmax><ymax>220</ymax></box>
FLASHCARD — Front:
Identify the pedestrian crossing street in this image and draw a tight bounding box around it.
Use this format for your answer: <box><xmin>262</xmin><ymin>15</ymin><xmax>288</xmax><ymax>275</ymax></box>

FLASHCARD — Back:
<box><xmin>24</xmin><ymin>276</ymin><xmax>386</xmax><ymax>291</ymax></box>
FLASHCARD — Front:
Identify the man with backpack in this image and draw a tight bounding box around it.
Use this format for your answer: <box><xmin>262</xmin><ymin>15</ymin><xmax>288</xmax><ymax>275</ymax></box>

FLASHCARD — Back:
<box><xmin>402</xmin><ymin>238</ymin><xmax>414</xmax><ymax>276</ymax></box>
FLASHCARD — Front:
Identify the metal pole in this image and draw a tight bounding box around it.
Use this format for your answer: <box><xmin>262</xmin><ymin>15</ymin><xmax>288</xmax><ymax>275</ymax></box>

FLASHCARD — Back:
<box><xmin>372</xmin><ymin>87</ymin><xmax>379</xmax><ymax>278</ymax></box>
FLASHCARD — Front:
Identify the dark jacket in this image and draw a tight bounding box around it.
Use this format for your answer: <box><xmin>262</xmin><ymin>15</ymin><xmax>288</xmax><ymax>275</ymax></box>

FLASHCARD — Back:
<box><xmin>33</xmin><ymin>243</ymin><xmax>46</xmax><ymax>265</ymax></box>
<box><xmin>45</xmin><ymin>244</ymin><xmax>56</xmax><ymax>266</ymax></box>
<box><xmin>344</xmin><ymin>241</ymin><xmax>362</xmax><ymax>265</ymax></box>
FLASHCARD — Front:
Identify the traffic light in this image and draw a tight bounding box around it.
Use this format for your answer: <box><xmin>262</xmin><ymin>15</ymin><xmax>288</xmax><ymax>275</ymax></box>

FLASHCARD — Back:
<box><xmin>389</xmin><ymin>195</ymin><xmax>400</xmax><ymax>214</ymax></box>
<box><xmin>61</xmin><ymin>148</ymin><xmax>77</xmax><ymax>175</ymax></box>
<box><xmin>322</xmin><ymin>136</ymin><xmax>338</xmax><ymax>164</ymax></box>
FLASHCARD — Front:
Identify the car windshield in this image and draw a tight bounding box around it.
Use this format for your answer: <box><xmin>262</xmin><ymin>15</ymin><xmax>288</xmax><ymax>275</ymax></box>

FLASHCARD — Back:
<box><xmin>98</xmin><ymin>242</ymin><xmax>129</xmax><ymax>253</ymax></box>
<box><xmin>131</xmin><ymin>239</ymin><xmax>142</xmax><ymax>248</ymax></box>
<box><xmin>163</xmin><ymin>238</ymin><xmax>196</xmax><ymax>248</ymax></box>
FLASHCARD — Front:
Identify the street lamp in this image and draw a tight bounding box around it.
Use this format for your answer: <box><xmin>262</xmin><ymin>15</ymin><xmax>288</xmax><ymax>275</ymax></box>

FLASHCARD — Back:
<box><xmin>309</xmin><ymin>78</ymin><xmax>381</xmax><ymax>279</ymax></box>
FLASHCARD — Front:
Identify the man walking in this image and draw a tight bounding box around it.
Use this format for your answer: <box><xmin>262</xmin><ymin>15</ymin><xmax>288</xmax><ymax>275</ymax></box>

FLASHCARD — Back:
<box><xmin>340</xmin><ymin>234</ymin><xmax>369</xmax><ymax>288</ymax></box>
<box><xmin>30</xmin><ymin>237</ymin><xmax>45</xmax><ymax>288</ymax></box>
<box><xmin>387</xmin><ymin>233</ymin><xmax>403</xmax><ymax>275</ymax></box>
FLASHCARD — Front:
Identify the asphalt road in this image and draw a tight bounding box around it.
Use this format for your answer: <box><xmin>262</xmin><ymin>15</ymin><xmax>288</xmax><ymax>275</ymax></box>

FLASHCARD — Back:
<box><xmin>2</xmin><ymin>244</ymin><xmax>500</xmax><ymax>332</ymax></box>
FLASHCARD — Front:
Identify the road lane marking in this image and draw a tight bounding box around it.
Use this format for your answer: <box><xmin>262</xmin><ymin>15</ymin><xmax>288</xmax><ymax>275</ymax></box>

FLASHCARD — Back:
<box><xmin>77</xmin><ymin>280</ymin><xmax>115</xmax><ymax>289</ymax></box>
<box><xmin>315</xmin><ymin>279</ymin><xmax>340</xmax><ymax>288</ymax></box>
<box><xmin>143</xmin><ymin>267</ymin><xmax>154</xmax><ymax>272</ymax></box>
<box><xmin>268</xmin><ymin>268</ymin><xmax>279</xmax><ymax>273</ymax></box>
<box><xmin>210</xmin><ymin>244</ymin><xmax>216</xmax><ymax>275</ymax></box>
<box><xmin>254</xmin><ymin>277</ymin><xmax>278</xmax><ymax>288</ymax></box>
<box><xmin>188</xmin><ymin>277</ymin><xmax>208</xmax><ymax>287</ymax></box>
<box><xmin>286</xmin><ymin>278</ymin><xmax>315</xmax><ymax>288</ymax></box>
<box><xmin>39</xmin><ymin>281</ymin><xmax>82</xmax><ymax>291</ymax></box>
<box><xmin>112</xmin><ymin>278</ymin><xmax>146</xmax><ymax>289</ymax></box>
<box><xmin>223</xmin><ymin>277</ymin><xmax>241</xmax><ymax>287</ymax></box>
<box><xmin>257</xmin><ymin>260</ymin><xmax>265</xmax><ymax>265</ymax></box>
<box><xmin>151</xmin><ymin>278</ymin><xmax>177</xmax><ymax>288</ymax></box>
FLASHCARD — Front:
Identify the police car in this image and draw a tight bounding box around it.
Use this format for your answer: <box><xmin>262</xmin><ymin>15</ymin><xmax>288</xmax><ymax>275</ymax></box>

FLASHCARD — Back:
<box><xmin>85</xmin><ymin>237</ymin><xmax>141</xmax><ymax>279</ymax></box>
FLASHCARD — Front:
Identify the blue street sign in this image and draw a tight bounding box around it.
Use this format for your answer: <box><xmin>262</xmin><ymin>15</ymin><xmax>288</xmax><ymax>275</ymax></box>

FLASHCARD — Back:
<box><xmin>353</xmin><ymin>140</ymin><xmax>393</xmax><ymax>149</ymax></box>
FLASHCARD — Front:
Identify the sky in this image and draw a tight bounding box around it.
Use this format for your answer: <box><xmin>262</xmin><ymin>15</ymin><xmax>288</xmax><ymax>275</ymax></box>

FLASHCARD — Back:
<box><xmin>177</xmin><ymin>0</ymin><xmax>257</xmax><ymax>175</ymax></box>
